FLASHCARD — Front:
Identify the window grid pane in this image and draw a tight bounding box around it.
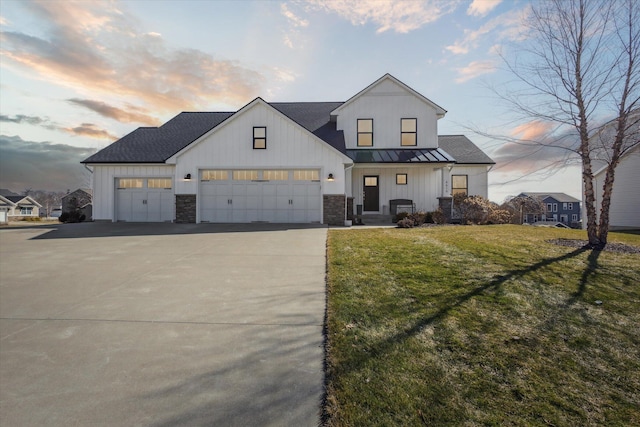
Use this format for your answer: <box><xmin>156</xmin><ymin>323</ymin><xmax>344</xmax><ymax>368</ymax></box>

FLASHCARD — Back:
<box><xmin>401</xmin><ymin>118</ymin><xmax>417</xmax><ymax>146</ymax></box>
<box><xmin>148</xmin><ymin>178</ymin><xmax>172</xmax><ymax>189</ymax></box>
<box><xmin>253</xmin><ymin>127</ymin><xmax>266</xmax><ymax>149</ymax></box>
<box><xmin>233</xmin><ymin>170</ymin><xmax>259</xmax><ymax>180</ymax></box>
<box><xmin>293</xmin><ymin>170</ymin><xmax>320</xmax><ymax>181</ymax></box>
<box><xmin>357</xmin><ymin>119</ymin><xmax>373</xmax><ymax>147</ymax></box>
<box><xmin>202</xmin><ymin>170</ymin><xmax>228</xmax><ymax>181</ymax></box>
<box><xmin>118</xmin><ymin>178</ymin><xmax>144</xmax><ymax>189</ymax></box>
<box><xmin>263</xmin><ymin>170</ymin><xmax>288</xmax><ymax>180</ymax></box>
<box><xmin>452</xmin><ymin>175</ymin><xmax>467</xmax><ymax>195</ymax></box>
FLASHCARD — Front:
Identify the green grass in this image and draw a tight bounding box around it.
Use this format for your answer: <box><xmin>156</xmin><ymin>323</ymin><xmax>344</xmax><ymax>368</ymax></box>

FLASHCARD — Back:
<box><xmin>325</xmin><ymin>225</ymin><xmax>640</xmax><ymax>426</ymax></box>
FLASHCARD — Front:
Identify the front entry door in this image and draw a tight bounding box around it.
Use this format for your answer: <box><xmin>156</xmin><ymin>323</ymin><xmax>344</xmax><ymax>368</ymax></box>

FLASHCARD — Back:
<box><xmin>363</xmin><ymin>175</ymin><xmax>379</xmax><ymax>211</ymax></box>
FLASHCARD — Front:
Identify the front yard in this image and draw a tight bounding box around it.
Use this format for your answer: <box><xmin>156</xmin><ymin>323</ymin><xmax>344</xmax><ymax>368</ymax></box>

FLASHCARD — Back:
<box><xmin>325</xmin><ymin>225</ymin><xmax>640</xmax><ymax>426</ymax></box>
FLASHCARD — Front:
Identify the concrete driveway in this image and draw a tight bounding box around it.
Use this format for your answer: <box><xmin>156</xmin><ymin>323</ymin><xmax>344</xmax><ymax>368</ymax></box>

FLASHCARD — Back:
<box><xmin>0</xmin><ymin>222</ymin><xmax>327</xmax><ymax>426</ymax></box>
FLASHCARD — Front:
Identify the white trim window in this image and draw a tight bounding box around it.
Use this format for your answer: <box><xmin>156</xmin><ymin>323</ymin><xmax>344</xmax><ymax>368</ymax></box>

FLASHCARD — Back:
<box><xmin>20</xmin><ymin>207</ymin><xmax>33</xmax><ymax>215</ymax></box>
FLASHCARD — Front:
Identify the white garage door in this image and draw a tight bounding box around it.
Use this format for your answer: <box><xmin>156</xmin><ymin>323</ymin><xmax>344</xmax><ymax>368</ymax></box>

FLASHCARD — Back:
<box><xmin>200</xmin><ymin>169</ymin><xmax>321</xmax><ymax>223</ymax></box>
<box><xmin>0</xmin><ymin>210</ymin><xmax>6</xmax><ymax>223</ymax></box>
<box><xmin>116</xmin><ymin>178</ymin><xmax>174</xmax><ymax>222</ymax></box>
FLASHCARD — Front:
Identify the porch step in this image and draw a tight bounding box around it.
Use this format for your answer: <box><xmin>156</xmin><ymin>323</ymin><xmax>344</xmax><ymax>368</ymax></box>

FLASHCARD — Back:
<box><xmin>355</xmin><ymin>214</ymin><xmax>395</xmax><ymax>225</ymax></box>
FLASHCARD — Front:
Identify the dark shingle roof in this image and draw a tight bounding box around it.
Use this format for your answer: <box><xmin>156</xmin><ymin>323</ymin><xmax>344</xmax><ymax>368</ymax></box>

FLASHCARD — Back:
<box><xmin>520</xmin><ymin>192</ymin><xmax>581</xmax><ymax>203</ymax></box>
<box><xmin>82</xmin><ymin>112</ymin><xmax>234</xmax><ymax>163</ymax></box>
<box><xmin>82</xmin><ymin>107</ymin><xmax>491</xmax><ymax>165</ymax></box>
<box><xmin>270</xmin><ymin>102</ymin><xmax>346</xmax><ymax>153</ymax></box>
<box><xmin>438</xmin><ymin>135</ymin><xmax>495</xmax><ymax>164</ymax></box>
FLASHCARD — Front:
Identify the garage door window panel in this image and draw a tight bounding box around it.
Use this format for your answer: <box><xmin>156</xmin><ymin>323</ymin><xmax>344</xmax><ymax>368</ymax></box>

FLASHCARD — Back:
<box><xmin>202</xmin><ymin>170</ymin><xmax>228</xmax><ymax>181</ymax></box>
<box><xmin>118</xmin><ymin>178</ymin><xmax>144</xmax><ymax>189</ymax></box>
<box><xmin>294</xmin><ymin>170</ymin><xmax>320</xmax><ymax>181</ymax></box>
<box><xmin>233</xmin><ymin>170</ymin><xmax>259</xmax><ymax>180</ymax></box>
<box><xmin>263</xmin><ymin>170</ymin><xmax>288</xmax><ymax>180</ymax></box>
<box><xmin>148</xmin><ymin>178</ymin><xmax>172</xmax><ymax>189</ymax></box>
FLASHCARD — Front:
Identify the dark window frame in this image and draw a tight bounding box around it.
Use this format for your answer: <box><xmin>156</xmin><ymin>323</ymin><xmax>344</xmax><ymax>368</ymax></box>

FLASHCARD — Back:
<box><xmin>396</xmin><ymin>173</ymin><xmax>408</xmax><ymax>185</ymax></box>
<box><xmin>400</xmin><ymin>118</ymin><xmax>417</xmax><ymax>146</ymax></box>
<box><xmin>357</xmin><ymin>119</ymin><xmax>374</xmax><ymax>147</ymax></box>
<box><xmin>253</xmin><ymin>126</ymin><xmax>267</xmax><ymax>149</ymax></box>
<box><xmin>451</xmin><ymin>174</ymin><xmax>468</xmax><ymax>196</ymax></box>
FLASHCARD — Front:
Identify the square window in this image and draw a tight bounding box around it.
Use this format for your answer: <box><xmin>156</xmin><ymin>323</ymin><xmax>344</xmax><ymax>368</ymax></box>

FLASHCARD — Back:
<box><xmin>253</xmin><ymin>127</ymin><xmax>266</xmax><ymax>149</ymax></box>
<box><xmin>401</xmin><ymin>118</ymin><xmax>417</xmax><ymax>146</ymax></box>
<box><xmin>357</xmin><ymin>119</ymin><xmax>373</xmax><ymax>147</ymax></box>
<box><xmin>396</xmin><ymin>173</ymin><xmax>407</xmax><ymax>185</ymax></box>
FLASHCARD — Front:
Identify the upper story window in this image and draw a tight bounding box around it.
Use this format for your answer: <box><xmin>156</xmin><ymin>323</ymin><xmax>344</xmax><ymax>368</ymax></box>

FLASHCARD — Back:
<box><xmin>401</xmin><ymin>118</ymin><xmax>417</xmax><ymax>146</ymax></box>
<box><xmin>253</xmin><ymin>127</ymin><xmax>266</xmax><ymax>149</ymax></box>
<box><xmin>452</xmin><ymin>175</ymin><xmax>468</xmax><ymax>196</ymax></box>
<box><xmin>357</xmin><ymin>119</ymin><xmax>373</xmax><ymax>147</ymax></box>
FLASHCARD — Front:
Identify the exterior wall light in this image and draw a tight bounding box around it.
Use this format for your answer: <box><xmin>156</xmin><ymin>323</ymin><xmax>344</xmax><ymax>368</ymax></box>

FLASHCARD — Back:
<box><xmin>184</xmin><ymin>173</ymin><xmax>192</xmax><ymax>180</ymax></box>
<box><xmin>327</xmin><ymin>173</ymin><xmax>334</xmax><ymax>181</ymax></box>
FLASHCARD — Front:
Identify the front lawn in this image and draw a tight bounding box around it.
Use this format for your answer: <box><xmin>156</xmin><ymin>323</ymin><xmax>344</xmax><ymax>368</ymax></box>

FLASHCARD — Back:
<box><xmin>325</xmin><ymin>225</ymin><xmax>640</xmax><ymax>426</ymax></box>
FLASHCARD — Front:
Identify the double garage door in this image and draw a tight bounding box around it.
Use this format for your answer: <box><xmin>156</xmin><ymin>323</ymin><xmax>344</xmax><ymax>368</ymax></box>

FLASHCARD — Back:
<box><xmin>116</xmin><ymin>178</ymin><xmax>174</xmax><ymax>222</ymax></box>
<box><xmin>200</xmin><ymin>169</ymin><xmax>321</xmax><ymax>223</ymax></box>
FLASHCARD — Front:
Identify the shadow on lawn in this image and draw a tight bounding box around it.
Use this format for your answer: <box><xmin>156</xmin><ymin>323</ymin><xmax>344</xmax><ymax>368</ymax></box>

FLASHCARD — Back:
<box><xmin>324</xmin><ymin>244</ymin><xmax>599</xmax><ymax>403</ymax></box>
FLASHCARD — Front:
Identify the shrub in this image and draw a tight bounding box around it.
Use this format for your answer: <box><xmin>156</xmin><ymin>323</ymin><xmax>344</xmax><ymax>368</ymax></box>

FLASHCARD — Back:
<box><xmin>22</xmin><ymin>216</ymin><xmax>41</xmax><ymax>222</ymax></box>
<box><xmin>488</xmin><ymin>208</ymin><xmax>512</xmax><ymax>225</ymax></box>
<box><xmin>397</xmin><ymin>217</ymin><xmax>415</xmax><ymax>228</ymax></box>
<box><xmin>433</xmin><ymin>207</ymin><xmax>447</xmax><ymax>224</ymax></box>
<box><xmin>395</xmin><ymin>211</ymin><xmax>410</xmax><ymax>223</ymax></box>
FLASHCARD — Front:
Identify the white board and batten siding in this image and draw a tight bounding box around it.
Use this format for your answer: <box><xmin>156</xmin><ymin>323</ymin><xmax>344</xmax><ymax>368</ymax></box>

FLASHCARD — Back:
<box><xmin>91</xmin><ymin>164</ymin><xmax>175</xmax><ymax>221</ymax></box>
<box><xmin>170</xmin><ymin>101</ymin><xmax>351</xmax><ymax>223</ymax></box>
<box><xmin>449</xmin><ymin>165</ymin><xmax>490</xmax><ymax>199</ymax></box>
<box><xmin>352</xmin><ymin>166</ymin><xmax>442</xmax><ymax>213</ymax></box>
<box><xmin>594</xmin><ymin>147</ymin><xmax>640</xmax><ymax>229</ymax></box>
<box><xmin>335</xmin><ymin>78</ymin><xmax>440</xmax><ymax>150</ymax></box>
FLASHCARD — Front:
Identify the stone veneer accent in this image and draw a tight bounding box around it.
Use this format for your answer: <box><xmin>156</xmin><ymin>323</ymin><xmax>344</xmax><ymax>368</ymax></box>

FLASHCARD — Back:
<box><xmin>323</xmin><ymin>194</ymin><xmax>346</xmax><ymax>226</ymax></box>
<box><xmin>437</xmin><ymin>196</ymin><xmax>453</xmax><ymax>223</ymax></box>
<box><xmin>175</xmin><ymin>194</ymin><xmax>196</xmax><ymax>223</ymax></box>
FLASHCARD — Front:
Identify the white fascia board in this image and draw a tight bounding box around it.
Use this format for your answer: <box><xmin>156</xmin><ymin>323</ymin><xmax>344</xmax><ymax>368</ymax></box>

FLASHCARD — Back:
<box><xmin>167</xmin><ymin>97</ymin><xmax>354</xmax><ymax>165</ymax></box>
<box><xmin>330</xmin><ymin>73</ymin><xmax>447</xmax><ymax>118</ymax></box>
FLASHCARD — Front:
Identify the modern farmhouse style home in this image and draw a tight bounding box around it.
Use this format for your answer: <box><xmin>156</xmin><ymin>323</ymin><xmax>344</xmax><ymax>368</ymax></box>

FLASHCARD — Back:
<box><xmin>83</xmin><ymin>74</ymin><xmax>494</xmax><ymax>225</ymax></box>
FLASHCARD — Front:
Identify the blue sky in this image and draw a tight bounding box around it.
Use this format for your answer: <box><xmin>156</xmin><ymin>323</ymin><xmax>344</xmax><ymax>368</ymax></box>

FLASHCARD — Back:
<box><xmin>0</xmin><ymin>0</ymin><xmax>582</xmax><ymax>202</ymax></box>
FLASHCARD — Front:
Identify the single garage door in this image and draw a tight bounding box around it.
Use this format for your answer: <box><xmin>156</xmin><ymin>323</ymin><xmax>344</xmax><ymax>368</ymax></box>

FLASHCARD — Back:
<box><xmin>200</xmin><ymin>169</ymin><xmax>321</xmax><ymax>223</ymax></box>
<box><xmin>116</xmin><ymin>178</ymin><xmax>174</xmax><ymax>222</ymax></box>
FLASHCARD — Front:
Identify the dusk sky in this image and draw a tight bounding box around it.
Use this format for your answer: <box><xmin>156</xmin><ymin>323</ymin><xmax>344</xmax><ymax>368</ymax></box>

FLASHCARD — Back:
<box><xmin>0</xmin><ymin>0</ymin><xmax>585</xmax><ymax>202</ymax></box>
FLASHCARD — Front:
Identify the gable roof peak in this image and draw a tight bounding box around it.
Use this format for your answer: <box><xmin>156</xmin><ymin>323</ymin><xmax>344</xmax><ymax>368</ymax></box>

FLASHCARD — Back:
<box><xmin>331</xmin><ymin>74</ymin><xmax>447</xmax><ymax>118</ymax></box>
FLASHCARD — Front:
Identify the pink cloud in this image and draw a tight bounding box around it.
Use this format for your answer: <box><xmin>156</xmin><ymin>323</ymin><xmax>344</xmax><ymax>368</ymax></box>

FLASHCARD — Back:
<box><xmin>0</xmin><ymin>1</ymin><xmax>266</xmax><ymax>114</ymax></box>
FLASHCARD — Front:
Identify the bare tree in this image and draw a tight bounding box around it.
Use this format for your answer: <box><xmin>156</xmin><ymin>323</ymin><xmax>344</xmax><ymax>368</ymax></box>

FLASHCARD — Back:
<box><xmin>502</xmin><ymin>195</ymin><xmax>545</xmax><ymax>225</ymax></box>
<box><xmin>497</xmin><ymin>0</ymin><xmax>639</xmax><ymax>248</ymax></box>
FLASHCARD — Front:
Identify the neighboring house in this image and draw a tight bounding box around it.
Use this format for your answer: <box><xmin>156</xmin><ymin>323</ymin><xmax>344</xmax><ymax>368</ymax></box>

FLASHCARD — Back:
<box><xmin>0</xmin><ymin>189</ymin><xmax>42</xmax><ymax>219</ymax></box>
<box><xmin>584</xmin><ymin>110</ymin><xmax>640</xmax><ymax>231</ymax></box>
<box><xmin>590</xmin><ymin>144</ymin><xmax>640</xmax><ymax>230</ymax></box>
<box><xmin>62</xmin><ymin>188</ymin><xmax>93</xmax><ymax>221</ymax></box>
<box><xmin>519</xmin><ymin>192</ymin><xmax>581</xmax><ymax>228</ymax></box>
<box><xmin>0</xmin><ymin>195</ymin><xmax>11</xmax><ymax>224</ymax></box>
<box><xmin>82</xmin><ymin>74</ymin><xmax>494</xmax><ymax>225</ymax></box>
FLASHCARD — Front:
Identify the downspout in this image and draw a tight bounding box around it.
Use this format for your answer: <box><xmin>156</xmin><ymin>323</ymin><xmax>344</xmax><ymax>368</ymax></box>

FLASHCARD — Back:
<box><xmin>344</xmin><ymin>163</ymin><xmax>354</xmax><ymax>224</ymax></box>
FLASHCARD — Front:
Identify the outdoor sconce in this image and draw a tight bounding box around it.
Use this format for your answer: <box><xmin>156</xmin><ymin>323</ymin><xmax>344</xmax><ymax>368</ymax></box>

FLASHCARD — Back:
<box><xmin>327</xmin><ymin>173</ymin><xmax>334</xmax><ymax>181</ymax></box>
<box><xmin>184</xmin><ymin>173</ymin><xmax>192</xmax><ymax>180</ymax></box>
